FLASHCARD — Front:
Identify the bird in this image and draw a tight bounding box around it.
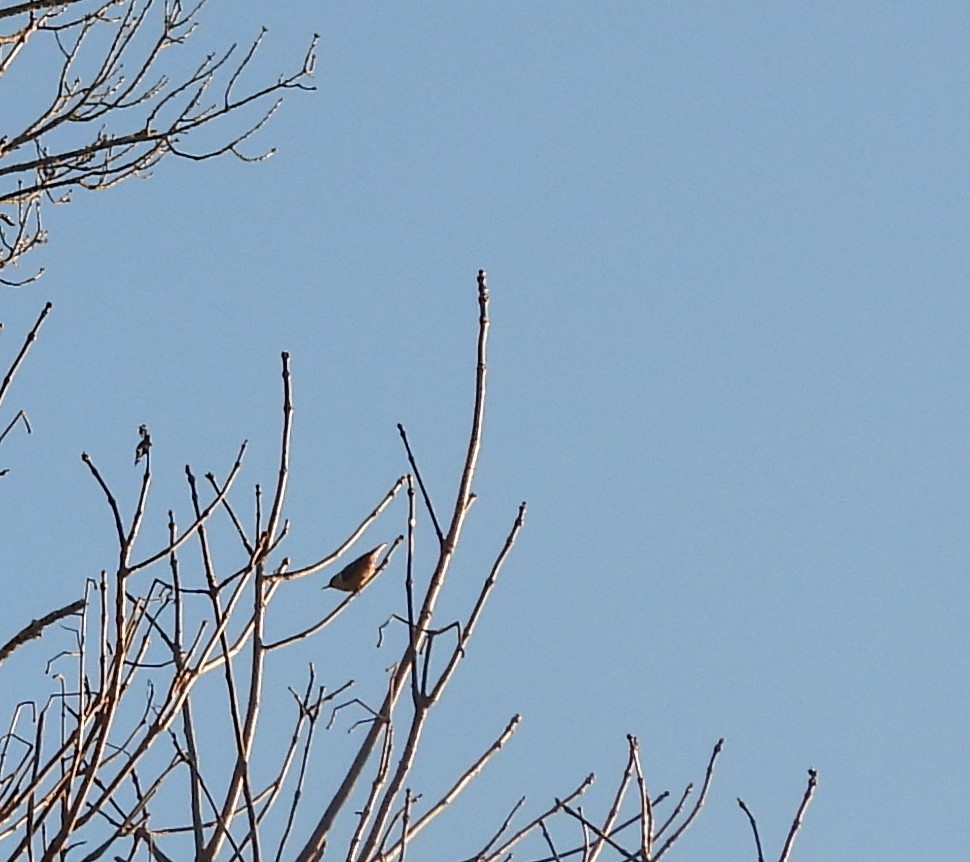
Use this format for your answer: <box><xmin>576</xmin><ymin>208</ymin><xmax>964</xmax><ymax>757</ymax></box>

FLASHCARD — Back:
<box><xmin>134</xmin><ymin>424</ymin><xmax>151</xmax><ymax>465</ymax></box>
<box><xmin>325</xmin><ymin>543</ymin><xmax>387</xmax><ymax>592</ymax></box>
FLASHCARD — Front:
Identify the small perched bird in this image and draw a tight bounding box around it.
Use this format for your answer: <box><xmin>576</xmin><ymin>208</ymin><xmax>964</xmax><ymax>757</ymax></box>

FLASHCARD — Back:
<box><xmin>134</xmin><ymin>424</ymin><xmax>151</xmax><ymax>465</ymax></box>
<box><xmin>325</xmin><ymin>543</ymin><xmax>387</xmax><ymax>592</ymax></box>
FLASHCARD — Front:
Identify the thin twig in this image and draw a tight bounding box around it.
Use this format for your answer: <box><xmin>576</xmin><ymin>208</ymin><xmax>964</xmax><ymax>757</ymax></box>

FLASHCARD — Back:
<box><xmin>652</xmin><ymin>738</ymin><xmax>724</xmax><ymax>861</ymax></box>
<box><xmin>396</xmin><ymin>424</ymin><xmax>443</xmax><ymax>543</ymax></box>
<box><xmin>478</xmin><ymin>772</ymin><xmax>596</xmax><ymax>862</ymax></box>
<box><xmin>778</xmin><ymin>769</ymin><xmax>818</xmax><ymax>862</ymax></box>
<box><xmin>0</xmin><ymin>301</ymin><xmax>51</xmax><ymax>414</ymax></box>
<box><xmin>736</xmin><ymin>797</ymin><xmax>764</xmax><ymax>862</ymax></box>
<box><xmin>0</xmin><ymin>599</ymin><xmax>85</xmax><ymax>667</ymax></box>
<box><xmin>377</xmin><ymin>715</ymin><xmax>522</xmax><ymax>860</ymax></box>
<box><xmin>628</xmin><ymin>735</ymin><xmax>653</xmax><ymax>861</ymax></box>
<box><xmin>555</xmin><ymin>800</ymin><xmax>639</xmax><ymax>862</ymax></box>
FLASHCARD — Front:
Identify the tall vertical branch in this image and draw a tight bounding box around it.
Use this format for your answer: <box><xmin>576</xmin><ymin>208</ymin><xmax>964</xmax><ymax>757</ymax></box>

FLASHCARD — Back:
<box><xmin>294</xmin><ymin>271</ymin><xmax>492</xmax><ymax>862</ymax></box>
<box><xmin>778</xmin><ymin>769</ymin><xmax>818</xmax><ymax>862</ymax></box>
<box><xmin>353</xmin><ymin>271</ymin><xmax>494</xmax><ymax>862</ymax></box>
<box><xmin>202</xmin><ymin>352</ymin><xmax>293</xmax><ymax>862</ymax></box>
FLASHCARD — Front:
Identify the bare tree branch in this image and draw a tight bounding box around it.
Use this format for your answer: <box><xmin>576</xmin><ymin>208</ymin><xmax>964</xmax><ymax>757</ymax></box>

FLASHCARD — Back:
<box><xmin>0</xmin><ymin>301</ymin><xmax>51</xmax><ymax>469</ymax></box>
<box><xmin>0</xmin><ymin>0</ymin><xmax>316</xmax><ymax>283</ymax></box>
<box><xmin>778</xmin><ymin>769</ymin><xmax>818</xmax><ymax>862</ymax></box>
<box><xmin>0</xmin><ymin>272</ymin><xmax>818</xmax><ymax>861</ymax></box>
<box><xmin>0</xmin><ymin>599</ymin><xmax>85</xmax><ymax>667</ymax></box>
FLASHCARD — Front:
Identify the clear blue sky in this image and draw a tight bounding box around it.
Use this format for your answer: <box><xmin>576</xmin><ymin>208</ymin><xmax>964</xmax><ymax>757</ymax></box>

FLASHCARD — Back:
<box><xmin>3</xmin><ymin>3</ymin><xmax>969</xmax><ymax>859</ymax></box>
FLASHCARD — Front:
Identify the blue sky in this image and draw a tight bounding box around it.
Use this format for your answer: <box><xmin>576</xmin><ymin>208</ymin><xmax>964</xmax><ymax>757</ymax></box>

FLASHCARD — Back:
<box><xmin>3</xmin><ymin>3</ymin><xmax>969</xmax><ymax>859</ymax></box>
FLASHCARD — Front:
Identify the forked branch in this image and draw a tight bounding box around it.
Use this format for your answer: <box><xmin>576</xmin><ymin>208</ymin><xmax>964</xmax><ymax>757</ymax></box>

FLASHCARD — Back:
<box><xmin>0</xmin><ymin>0</ymin><xmax>316</xmax><ymax>282</ymax></box>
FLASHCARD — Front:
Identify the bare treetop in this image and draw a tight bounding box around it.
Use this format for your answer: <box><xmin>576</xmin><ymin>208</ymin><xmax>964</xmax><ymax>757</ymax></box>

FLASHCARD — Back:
<box><xmin>0</xmin><ymin>0</ymin><xmax>316</xmax><ymax>285</ymax></box>
<box><xmin>0</xmin><ymin>273</ymin><xmax>817</xmax><ymax>860</ymax></box>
